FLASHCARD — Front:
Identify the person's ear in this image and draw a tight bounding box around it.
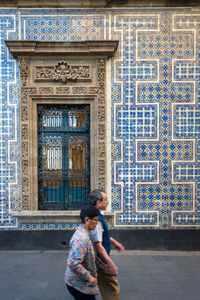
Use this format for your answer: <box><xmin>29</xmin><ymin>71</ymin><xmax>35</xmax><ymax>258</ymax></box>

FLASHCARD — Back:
<box><xmin>96</xmin><ymin>200</ymin><xmax>101</xmax><ymax>207</ymax></box>
<box><xmin>84</xmin><ymin>216</ymin><xmax>90</xmax><ymax>224</ymax></box>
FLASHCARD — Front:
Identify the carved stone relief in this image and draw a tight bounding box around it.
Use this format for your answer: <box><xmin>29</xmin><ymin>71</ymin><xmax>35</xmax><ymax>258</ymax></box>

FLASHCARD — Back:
<box><xmin>99</xmin><ymin>160</ymin><xmax>105</xmax><ymax>175</ymax></box>
<box><xmin>22</xmin><ymin>124</ymin><xmax>28</xmax><ymax>140</ymax></box>
<box><xmin>98</xmin><ymin>124</ymin><xmax>105</xmax><ymax>139</ymax></box>
<box><xmin>21</xmin><ymin>106</ymin><xmax>28</xmax><ymax>121</ymax></box>
<box><xmin>56</xmin><ymin>87</ymin><xmax>70</xmax><ymax>94</ymax></box>
<box><xmin>99</xmin><ymin>178</ymin><xmax>106</xmax><ymax>190</ymax></box>
<box><xmin>20</xmin><ymin>86</ymin><xmax>38</xmax><ymax>209</ymax></box>
<box><xmin>72</xmin><ymin>87</ymin><xmax>87</xmax><ymax>94</ymax></box>
<box><xmin>39</xmin><ymin>87</ymin><xmax>54</xmax><ymax>94</ymax></box>
<box><xmin>97</xmin><ymin>58</ymin><xmax>105</xmax><ymax>87</ymax></box>
<box><xmin>22</xmin><ymin>178</ymin><xmax>29</xmax><ymax>193</ymax></box>
<box><xmin>98</xmin><ymin>142</ymin><xmax>105</xmax><ymax>157</ymax></box>
<box><xmin>98</xmin><ymin>106</ymin><xmax>105</xmax><ymax>122</ymax></box>
<box><xmin>35</xmin><ymin>61</ymin><xmax>91</xmax><ymax>83</ymax></box>
<box><xmin>89</xmin><ymin>87</ymin><xmax>105</xmax><ymax>104</ymax></box>
<box><xmin>18</xmin><ymin>57</ymin><xmax>30</xmax><ymax>87</ymax></box>
<box><xmin>22</xmin><ymin>195</ymin><xmax>30</xmax><ymax>210</ymax></box>
<box><xmin>22</xmin><ymin>160</ymin><xmax>28</xmax><ymax>176</ymax></box>
<box><xmin>21</xmin><ymin>87</ymin><xmax>37</xmax><ymax>103</ymax></box>
<box><xmin>21</xmin><ymin>142</ymin><xmax>28</xmax><ymax>159</ymax></box>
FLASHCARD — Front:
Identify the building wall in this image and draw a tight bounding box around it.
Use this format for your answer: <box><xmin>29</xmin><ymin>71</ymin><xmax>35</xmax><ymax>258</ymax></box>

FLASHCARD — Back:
<box><xmin>0</xmin><ymin>7</ymin><xmax>200</xmax><ymax>231</ymax></box>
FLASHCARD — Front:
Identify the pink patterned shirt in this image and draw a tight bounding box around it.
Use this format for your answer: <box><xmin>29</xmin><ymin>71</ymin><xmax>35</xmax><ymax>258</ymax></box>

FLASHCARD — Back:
<box><xmin>64</xmin><ymin>225</ymin><xmax>99</xmax><ymax>295</ymax></box>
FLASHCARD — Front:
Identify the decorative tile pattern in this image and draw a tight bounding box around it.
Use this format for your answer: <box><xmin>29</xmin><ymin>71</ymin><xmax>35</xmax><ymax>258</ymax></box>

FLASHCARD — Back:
<box><xmin>20</xmin><ymin>12</ymin><xmax>105</xmax><ymax>40</ymax></box>
<box><xmin>0</xmin><ymin>11</ymin><xmax>19</xmax><ymax>229</ymax></box>
<box><xmin>174</xmin><ymin>163</ymin><xmax>199</xmax><ymax>181</ymax></box>
<box><xmin>175</xmin><ymin>106</ymin><xmax>200</xmax><ymax>137</ymax></box>
<box><xmin>0</xmin><ymin>8</ymin><xmax>200</xmax><ymax>230</ymax></box>
<box><xmin>112</xmin><ymin>11</ymin><xmax>200</xmax><ymax>228</ymax></box>
<box><xmin>117</xmin><ymin>105</ymin><xmax>157</xmax><ymax>138</ymax></box>
<box><xmin>19</xmin><ymin>224</ymin><xmax>78</xmax><ymax>230</ymax></box>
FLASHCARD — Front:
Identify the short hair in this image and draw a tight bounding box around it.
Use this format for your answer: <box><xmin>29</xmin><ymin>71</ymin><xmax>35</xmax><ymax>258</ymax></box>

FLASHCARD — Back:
<box><xmin>80</xmin><ymin>205</ymin><xmax>100</xmax><ymax>223</ymax></box>
<box><xmin>88</xmin><ymin>189</ymin><xmax>106</xmax><ymax>206</ymax></box>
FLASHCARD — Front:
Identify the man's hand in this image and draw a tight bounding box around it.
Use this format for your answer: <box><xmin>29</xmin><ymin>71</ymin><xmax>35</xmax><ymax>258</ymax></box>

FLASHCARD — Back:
<box><xmin>104</xmin><ymin>263</ymin><xmax>118</xmax><ymax>276</ymax></box>
<box><xmin>110</xmin><ymin>237</ymin><xmax>124</xmax><ymax>252</ymax></box>
<box><xmin>88</xmin><ymin>275</ymin><xmax>97</xmax><ymax>286</ymax></box>
<box><xmin>95</xmin><ymin>241</ymin><xmax>119</xmax><ymax>276</ymax></box>
<box><xmin>114</xmin><ymin>241</ymin><xmax>124</xmax><ymax>252</ymax></box>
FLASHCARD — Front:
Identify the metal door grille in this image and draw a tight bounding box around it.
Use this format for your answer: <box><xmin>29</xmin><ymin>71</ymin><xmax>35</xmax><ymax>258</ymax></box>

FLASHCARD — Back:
<box><xmin>38</xmin><ymin>104</ymin><xmax>90</xmax><ymax>210</ymax></box>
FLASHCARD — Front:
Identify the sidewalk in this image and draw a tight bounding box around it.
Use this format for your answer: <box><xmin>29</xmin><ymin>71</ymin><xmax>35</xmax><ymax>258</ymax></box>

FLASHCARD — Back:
<box><xmin>0</xmin><ymin>250</ymin><xmax>200</xmax><ymax>300</ymax></box>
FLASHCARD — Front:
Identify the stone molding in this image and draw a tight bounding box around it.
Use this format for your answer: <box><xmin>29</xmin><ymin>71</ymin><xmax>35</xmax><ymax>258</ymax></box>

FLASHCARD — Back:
<box><xmin>6</xmin><ymin>40</ymin><xmax>118</xmax><ymax>222</ymax></box>
<box><xmin>12</xmin><ymin>211</ymin><xmax>114</xmax><ymax>224</ymax></box>
<box><xmin>5</xmin><ymin>40</ymin><xmax>119</xmax><ymax>58</ymax></box>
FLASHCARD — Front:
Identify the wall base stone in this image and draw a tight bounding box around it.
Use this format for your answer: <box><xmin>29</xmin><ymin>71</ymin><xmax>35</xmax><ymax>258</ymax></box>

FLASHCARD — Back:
<box><xmin>1</xmin><ymin>230</ymin><xmax>200</xmax><ymax>251</ymax></box>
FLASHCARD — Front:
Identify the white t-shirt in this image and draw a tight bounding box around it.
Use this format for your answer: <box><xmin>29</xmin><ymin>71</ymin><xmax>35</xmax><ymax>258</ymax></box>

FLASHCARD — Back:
<box><xmin>90</xmin><ymin>211</ymin><xmax>104</xmax><ymax>243</ymax></box>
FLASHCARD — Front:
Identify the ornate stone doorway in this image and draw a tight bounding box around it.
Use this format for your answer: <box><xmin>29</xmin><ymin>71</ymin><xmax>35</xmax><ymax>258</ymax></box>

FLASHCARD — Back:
<box><xmin>5</xmin><ymin>40</ymin><xmax>118</xmax><ymax>223</ymax></box>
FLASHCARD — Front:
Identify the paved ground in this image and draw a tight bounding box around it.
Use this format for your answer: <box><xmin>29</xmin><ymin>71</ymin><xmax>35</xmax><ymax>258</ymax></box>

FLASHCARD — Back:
<box><xmin>0</xmin><ymin>250</ymin><xmax>200</xmax><ymax>300</ymax></box>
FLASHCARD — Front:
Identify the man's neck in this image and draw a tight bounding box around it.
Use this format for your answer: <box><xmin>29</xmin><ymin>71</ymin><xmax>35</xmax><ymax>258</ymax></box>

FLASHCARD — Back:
<box><xmin>95</xmin><ymin>207</ymin><xmax>105</xmax><ymax>214</ymax></box>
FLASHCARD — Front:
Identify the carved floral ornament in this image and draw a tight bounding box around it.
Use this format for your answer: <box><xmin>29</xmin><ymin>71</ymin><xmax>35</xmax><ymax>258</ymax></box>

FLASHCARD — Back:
<box><xmin>54</xmin><ymin>61</ymin><xmax>78</xmax><ymax>82</ymax></box>
<box><xmin>35</xmin><ymin>61</ymin><xmax>91</xmax><ymax>83</ymax></box>
<box><xmin>18</xmin><ymin>57</ymin><xmax>30</xmax><ymax>86</ymax></box>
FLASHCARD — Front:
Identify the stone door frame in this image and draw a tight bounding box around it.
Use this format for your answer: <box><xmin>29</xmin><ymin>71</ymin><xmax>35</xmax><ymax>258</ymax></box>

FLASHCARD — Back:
<box><xmin>5</xmin><ymin>40</ymin><xmax>118</xmax><ymax>223</ymax></box>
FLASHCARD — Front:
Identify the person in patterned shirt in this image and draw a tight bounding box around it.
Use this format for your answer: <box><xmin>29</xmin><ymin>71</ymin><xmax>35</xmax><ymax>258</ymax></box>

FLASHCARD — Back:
<box><xmin>65</xmin><ymin>205</ymin><xmax>101</xmax><ymax>300</ymax></box>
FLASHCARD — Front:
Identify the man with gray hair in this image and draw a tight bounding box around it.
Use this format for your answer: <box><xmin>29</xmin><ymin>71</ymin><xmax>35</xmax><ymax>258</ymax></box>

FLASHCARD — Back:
<box><xmin>89</xmin><ymin>189</ymin><xmax>124</xmax><ymax>300</ymax></box>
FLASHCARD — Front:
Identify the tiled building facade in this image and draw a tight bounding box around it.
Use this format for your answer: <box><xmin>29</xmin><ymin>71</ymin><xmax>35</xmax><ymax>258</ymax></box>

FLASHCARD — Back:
<box><xmin>0</xmin><ymin>4</ymin><xmax>200</xmax><ymax>239</ymax></box>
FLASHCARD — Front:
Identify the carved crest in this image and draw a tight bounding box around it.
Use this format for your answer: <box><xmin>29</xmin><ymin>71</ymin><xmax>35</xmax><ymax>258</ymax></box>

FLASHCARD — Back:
<box><xmin>54</xmin><ymin>61</ymin><xmax>78</xmax><ymax>83</ymax></box>
<box><xmin>35</xmin><ymin>61</ymin><xmax>91</xmax><ymax>83</ymax></box>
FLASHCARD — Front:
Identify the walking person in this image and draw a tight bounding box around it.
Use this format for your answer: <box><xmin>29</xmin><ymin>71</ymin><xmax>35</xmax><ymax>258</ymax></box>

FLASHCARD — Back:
<box><xmin>65</xmin><ymin>205</ymin><xmax>101</xmax><ymax>300</ymax></box>
<box><xmin>89</xmin><ymin>189</ymin><xmax>124</xmax><ymax>300</ymax></box>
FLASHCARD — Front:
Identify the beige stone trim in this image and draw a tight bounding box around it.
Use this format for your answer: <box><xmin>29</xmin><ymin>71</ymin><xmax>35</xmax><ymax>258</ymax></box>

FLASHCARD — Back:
<box><xmin>12</xmin><ymin>211</ymin><xmax>114</xmax><ymax>224</ymax></box>
<box><xmin>30</xmin><ymin>96</ymin><xmax>98</xmax><ymax>211</ymax></box>
<box><xmin>5</xmin><ymin>40</ymin><xmax>118</xmax><ymax>58</ymax></box>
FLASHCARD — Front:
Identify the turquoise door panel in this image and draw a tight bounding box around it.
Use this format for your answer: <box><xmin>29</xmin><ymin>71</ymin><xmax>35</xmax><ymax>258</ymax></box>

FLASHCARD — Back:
<box><xmin>38</xmin><ymin>104</ymin><xmax>90</xmax><ymax>210</ymax></box>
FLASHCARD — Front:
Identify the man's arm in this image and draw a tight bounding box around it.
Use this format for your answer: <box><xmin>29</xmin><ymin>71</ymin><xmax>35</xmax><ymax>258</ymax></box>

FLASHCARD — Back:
<box><xmin>90</xmin><ymin>221</ymin><xmax>119</xmax><ymax>275</ymax></box>
<box><xmin>110</xmin><ymin>237</ymin><xmax>124</xmax><ymax>252</ymax></box>
<box><xmin>95</xmin><ymin>241</ymin><xmax>118</xmax><ymax>276</ymax></box>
